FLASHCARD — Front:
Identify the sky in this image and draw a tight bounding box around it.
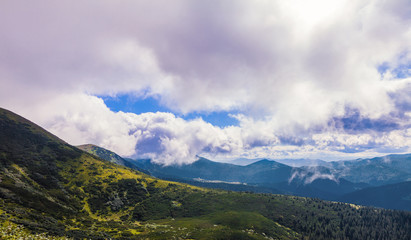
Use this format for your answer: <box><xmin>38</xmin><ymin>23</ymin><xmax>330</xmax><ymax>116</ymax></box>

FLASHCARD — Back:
<box><xmin>0</xmin><ymin>0</ymin><xmax>410</xmax><ymax>165</ymax></box>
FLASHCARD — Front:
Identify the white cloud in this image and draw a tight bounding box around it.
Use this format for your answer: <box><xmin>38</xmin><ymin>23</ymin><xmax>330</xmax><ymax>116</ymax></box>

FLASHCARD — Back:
<box><xmin>2</xmin><ymin>91</ymin><xmax>411</xmax><ymax>165</ymax></box>
<box><xmin>3</xmin><ymin>92</ymin><xmax>243</xmax><ymax>165</ymax></box>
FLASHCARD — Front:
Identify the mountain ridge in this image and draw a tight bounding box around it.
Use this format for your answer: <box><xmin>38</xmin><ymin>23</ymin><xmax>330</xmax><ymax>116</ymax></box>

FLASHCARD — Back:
<box><xmin>131</xmin><ymin>157</ymin><xmax>370</xmax><ymax>201</ymax></box>
<box><xmin>77</xmin><ymin>144</ymin><xmax>149</xmax><ymax>174</ymax></box>
<box><xmin>128</xmin><ymin>152</ymin><xmax>411</xmax><ymax>210</ymax></box>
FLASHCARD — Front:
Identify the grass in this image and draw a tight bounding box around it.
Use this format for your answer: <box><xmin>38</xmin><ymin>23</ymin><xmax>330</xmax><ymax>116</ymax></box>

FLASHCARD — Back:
<box><xmin>0</xmin><ymin>217</ymin><xmax>70</xmax><ymax>240</ymax></box>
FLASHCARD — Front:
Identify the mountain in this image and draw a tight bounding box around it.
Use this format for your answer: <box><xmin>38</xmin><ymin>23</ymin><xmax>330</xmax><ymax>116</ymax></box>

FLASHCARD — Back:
<box><xmin>228</xmin><ymin>158</ymin><xmax>331</xmax><ymax>167</ymax></box>
<box><xmin>136</xmin><ymin>157</ymin><xmax>247</xmax><ymax>182</ymax></box>
<box><xmin>133</xmin><ymin>158</ymin><xmax>293</xmax><ymax>184</ymax></box>
<box><xmin>329</xmin><ymin>155</ymin><xmax>411</xmax><ymax>185</ymax></box>
<box><xmin>131</xmin><ymin>153</ymin><xmax>411</xmax><ymax>211</ymax></box>
<box><xmin>230</xmin><ymin>155</ymin><xmax>411</xmax><ymax>187</ymax></box>
<box><xmin>274</xmin><ymin>158</ymin><xmax>331</xmax><ymax>167</ymax></box>
<box><xmin>77</xmin><ymin>144</ymin><xmax>149</xmax><ymax>174</ymax></box>
<box><xmin>228</xmin><ymin>158</ymin><xmax>263</xmax><ymax>166</ymax></box>
<box><xmin>78</xmin><ymin>151</ymin><xmax>284</xmax><ymax>194</ymax></box>
<box><xmin>339</xmin><ymin>181</ymin><xmax>411</xmax><ymax>211</ymax></box>
<box><xmin>77</xmin><ymin>144</ymin><xmax>128</xmax><ymax>166</ymax></box>
<box><xmin>243</xmin><ymin>160</ymin><xmax>294</xmax><ymax>183</ymax></box>
<box><xmin>132</xmin><ymin>158</ymin><xmax>372</xmax><ymax>201</ymax></box>
<box><xmin>268</xmin><ymin>178</ymin><xmax>370</xmax><ymax>200</ymax></box>
<box><xmin>275</xmin><ymin>155</ymin><xmax>411</xmax><ymax>187</ymax></box>
<box><xmin>1</xmin><ymin>107</ymin><xmax>411</xmax><ymax>239</ymax></box>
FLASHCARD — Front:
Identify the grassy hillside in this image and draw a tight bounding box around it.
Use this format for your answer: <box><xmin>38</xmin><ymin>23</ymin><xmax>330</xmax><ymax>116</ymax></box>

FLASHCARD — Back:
<box><xmin>1</xmin><ymin>107</ymin><xmax>411</xmax><ymax>239</ymax></box>
<box><xmin>77</xmin><ymin>144</ymin><xmax>126</xmax><ymax>166</ymax></box>
<box><xmin>77</xmin><ymin>144</ymin><xmax>149</xmax><ymax>174</ymax></box>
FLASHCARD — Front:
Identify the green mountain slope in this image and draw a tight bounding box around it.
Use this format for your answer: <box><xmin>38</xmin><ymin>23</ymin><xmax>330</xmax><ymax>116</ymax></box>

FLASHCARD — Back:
<box><xmin>339</xmin><ymin>181</ymin><xmax>411</xmax><ymax>211</ymax></box>
<box><xmin>0</xmin><ymin>107</ymin><xmax>411</xmax><ymax>239</ymax></box>
<box><xmin>77</xmin><ymin>144</ymin><xmax>149</xmax><ymax>174</ymax></box>
<box><xmin>77</xmin><ymin>144</ymin><xmax>127</xmax><ymax>166</ymax></box>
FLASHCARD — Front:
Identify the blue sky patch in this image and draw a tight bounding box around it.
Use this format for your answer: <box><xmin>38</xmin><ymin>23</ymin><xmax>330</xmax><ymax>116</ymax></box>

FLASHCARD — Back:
<box><xmin>378</xmin><ymin>55</ymin><xmax>410</xmax><ymax>79</ymax></box>
<box><xmin>100</xmin><ymin>94</ymin><xmax>239</xmax><ymax>128</ymax></box>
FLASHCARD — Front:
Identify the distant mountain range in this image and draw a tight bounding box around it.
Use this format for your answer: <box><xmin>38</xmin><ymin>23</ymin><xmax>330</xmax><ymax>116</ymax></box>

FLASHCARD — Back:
<box><xmin>226</xmin><ymin>158</ymin><xmax>263</xmax><ymax>166</ymax></box>
<box><xmin>129</xmin><ymin>158</ymin><xmax>369</xmax><ymax>200</ymax></box>
<box><xmin>273</xmin><ymin>158</ymin><xmax>331</xmax><ymax>167</ymax></box>
<box><xmin>226</xmin><ymin>157</ymin><xmax>331</xmax><ymax>167</ymax></box>
<box><xmin>122</xmin><ymin>154</ymin><xmax>411</xmax><ymax>211</ymax></box>
<box><xmin>328</xmin><ymin>155</ymin><xmax>411</xmax><ymax>185</ymax></box>
<box><xmin>135</xmin><ymin>158</ymin><xmax>292</xmax><ymax>184</ymax></box>
<box><xmin>79</xmin><ymin>142</ymin><xmax>411</xmax><ymax>211</ymax></box>
<box><xmin>230</xmin><ymin>155</ymin><xmax>411</xmax><ymax>185</ymax></box>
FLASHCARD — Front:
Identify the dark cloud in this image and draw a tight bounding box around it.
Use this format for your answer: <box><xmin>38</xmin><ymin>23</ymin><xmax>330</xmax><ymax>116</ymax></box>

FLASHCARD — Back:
<box><xmin>338</xmin><ymin>145</ymin><xmax>375</xmax><ymax>154</ymax></box>
<box><xmin>278</xmin><ymin>136</ymin><xmax>306</xmax><ymax>146</ymax></box>
<box><xmin>390</xmin><ymin>84</ymin><xmax>411</xmax><ymax>112</ymax></box>
<box><xmin>331</xmin><ymin>109</ymin><xmax>401</xmax><ymax>133</ymax></box>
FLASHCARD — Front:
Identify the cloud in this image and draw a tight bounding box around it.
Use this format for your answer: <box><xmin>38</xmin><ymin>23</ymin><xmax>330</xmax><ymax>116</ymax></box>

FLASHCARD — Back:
<box><xmin>382</xmin><ymin>156</ymin><xmax>391</xmax><ymax>163</ymax></box>
<box><xmin>0</xmin><ymin>0</ymin><xmax>410</xmax><ymax>164</ymax></box>
<box><xmin>330</xmin><ymin>109</ymin><xmax>403</xmax><ymax>133</ymax></box>
<box><xmin>3</xmin><ymin>91</ymin><xmax>411</xmax><ymax>165</ymax></box>
<box><xmin>120</xmin><ymin>111</ymin><xmax>244</xmax><ymax>165</ymax></box>
<box><xmin>288</xmin><ymin>166</ymin><xmax>338</xmax><ymax>184</ymax></box>
<box><xmin>6</xmin><ymin>93</ymin><xmax>242</xmax><ymax>165</ymax></box>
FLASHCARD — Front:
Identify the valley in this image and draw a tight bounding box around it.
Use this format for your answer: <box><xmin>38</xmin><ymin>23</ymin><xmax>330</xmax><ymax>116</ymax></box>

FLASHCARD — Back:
<box><xmin>116</xmin><ymin>152</ymin><xmax>411</xmax><ymax>211</ymax></box>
